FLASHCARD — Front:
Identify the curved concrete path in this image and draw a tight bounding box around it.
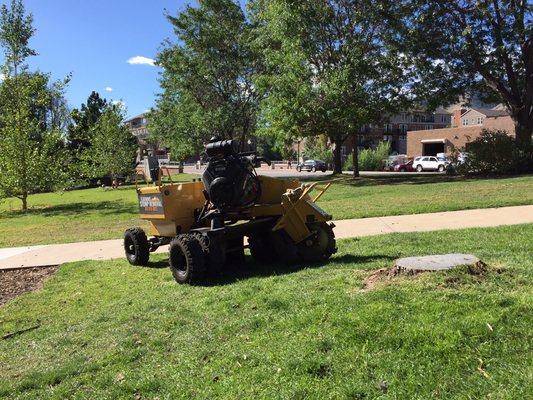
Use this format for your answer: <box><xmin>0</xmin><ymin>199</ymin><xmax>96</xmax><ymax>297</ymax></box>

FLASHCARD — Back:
<box><xmin>0</xmin><ymin>205</ymin><xmax>532</xmax><ymax>270</ymax></box>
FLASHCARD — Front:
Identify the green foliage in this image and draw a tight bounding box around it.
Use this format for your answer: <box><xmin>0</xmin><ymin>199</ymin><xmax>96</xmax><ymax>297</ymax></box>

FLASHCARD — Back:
<box><xmin>454</xmin><ymin>130</ymin><xmax>533</xmax><ymax>175</ymax></box>
<box><xmin>67</xmin><ymin>91</ymin><xmax>107</xmax><ymax>152</ymax></box>
<box><xmin>151</xmin><ymin>0</ymin><xmax>262</xmax><ymax>160</ymax></box>
<box><xmin>303</xmin><ymin>135</ymin><xmax>333</xmax><ymax>164</ymax></box>
<box><xmin>392</xmin><ymin>0</ymin><xmax>532</xmax><ymax>147</ymax></box>
<box><xmin>0</xmin><ymin>0</ymin><xmax>36</xmax><ymax>76</ymax></box>
<box><xmin>344</xmin><ymin>141</ymin><xmax>391</xmax><ymax>171</ymax></box>
<box><xmin>0</xmin><ymin>0</ymin><xmax>68</xmax><ymax>210</ymax></box>
<box><xmin>81</xmin><ymin>105</ymin><xmax>137</xmax><ymax>180</ymax></box>
<box><xmin>252</xmin><ymin>0</ymin><xmax>410</xmax><ymax>173</ymax></box>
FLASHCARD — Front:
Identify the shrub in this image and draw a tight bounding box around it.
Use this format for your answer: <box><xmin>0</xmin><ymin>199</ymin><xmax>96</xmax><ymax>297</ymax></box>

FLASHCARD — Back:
<box><xmin>455</xmin><ymin>129</ymin><xmax>532</xmax><ymax>175</ymax></box>
<box><xmin>343</xmin><ymin>141</ymin><xmax>391</xmax><ymax>171</ymax></box>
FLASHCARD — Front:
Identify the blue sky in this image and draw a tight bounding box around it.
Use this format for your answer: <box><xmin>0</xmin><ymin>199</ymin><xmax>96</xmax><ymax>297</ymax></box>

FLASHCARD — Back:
<box><xmin>0</xmin><ymin>0</ymin><xmax>198</xmax><ymax>118</ymax></box>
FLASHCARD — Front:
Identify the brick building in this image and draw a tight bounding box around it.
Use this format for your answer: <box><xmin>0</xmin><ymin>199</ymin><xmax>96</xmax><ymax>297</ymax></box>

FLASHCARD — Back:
<box><xmin>125</xmin><ymin>113</ymin><xmax>169</xmax><ymax>163</ymax></box>
<box><xmin>407</xmin><ymin>113</ymin><xmax>515</xmax><ymax>157</ymax></box>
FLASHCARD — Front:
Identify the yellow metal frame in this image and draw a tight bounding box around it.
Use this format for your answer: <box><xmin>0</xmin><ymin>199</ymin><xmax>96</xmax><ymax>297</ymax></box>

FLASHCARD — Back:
<box><xmin>135</xmin><ymin>172</ymin><xmax>334</xmax><ymax>243</ymax></box>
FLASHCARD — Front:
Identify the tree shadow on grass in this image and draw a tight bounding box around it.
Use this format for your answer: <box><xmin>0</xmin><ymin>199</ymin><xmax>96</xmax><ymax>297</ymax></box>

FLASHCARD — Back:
<box><xmin>199</xmin><ymin>253</ymin><xmax>398</xmax><ymax>286</ymax></box>
<box><xmin>0</xmin><ymin>201</ymin><xmax>138</xmax><ymax>219</ymax></box>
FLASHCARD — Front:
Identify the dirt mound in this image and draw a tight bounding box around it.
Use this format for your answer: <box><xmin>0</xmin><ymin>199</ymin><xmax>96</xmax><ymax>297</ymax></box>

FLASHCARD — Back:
<box><xmin>0</xmin><ymin>266</ymin><xmax>58</xmax><ymax>306</ymax></box>
<box><xmin>361</xmin><ymin>260</ymin><xmax>487</xmax><ymax>291</ymax></box>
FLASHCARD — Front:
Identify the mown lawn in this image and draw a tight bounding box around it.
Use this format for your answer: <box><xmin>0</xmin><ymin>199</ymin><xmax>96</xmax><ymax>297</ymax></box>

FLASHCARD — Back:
<box><xmin>0</xmin><ymin>224</ymin><xmax>531</xmax><ymax>399</ymax></box>
<box><xmin>0</xmin><ymin>174</ymin><xmax>532</xmax><ymax>247</ymax></box>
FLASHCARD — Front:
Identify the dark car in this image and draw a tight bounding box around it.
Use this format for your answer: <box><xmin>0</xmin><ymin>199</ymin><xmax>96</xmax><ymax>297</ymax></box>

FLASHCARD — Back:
<box><xmin>296</xmin><ymin>159</ymin><xmax>327</xmax><ymax>172</ymax></box>
<box><xmin>393</xmin><ymin>159</ymin><xmax>416</xmax><ymax>172</ymax></box>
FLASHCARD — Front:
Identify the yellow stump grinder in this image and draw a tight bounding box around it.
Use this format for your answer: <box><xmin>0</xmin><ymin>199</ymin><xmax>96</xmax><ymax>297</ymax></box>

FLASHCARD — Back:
<box><xmin>124</xmin><ymin>138</ymin><xmax>336</xmax><ymax>284</ymax></box>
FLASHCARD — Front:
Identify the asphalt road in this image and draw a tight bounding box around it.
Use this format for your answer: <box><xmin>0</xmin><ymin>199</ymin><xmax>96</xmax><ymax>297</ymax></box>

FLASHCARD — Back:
<box><xmin>183</xmin><ymin>166</ymin><xmax>444</xmax><ymax>179</ymax></box>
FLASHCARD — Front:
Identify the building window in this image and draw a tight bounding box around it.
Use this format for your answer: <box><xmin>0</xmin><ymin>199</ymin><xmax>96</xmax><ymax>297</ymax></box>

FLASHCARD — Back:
<box><xmin>399</xmin><ymin>135</ymin><xmax>406</xmax><ymax>141</ymax></box>
<box><xmin>399</xmin><ymin>124</ymin><xmax>408</xmax><ymax>133</ymax></box>
<box><xmin>425</xmin><ymin>124</ymin><xmax>433</xmax><ymax>130</ymax></box>
<box><xmin>383</xmin><ymin>135</ymin><xmax>393</xmax><ymax>141</ymax></box>
<box><xmin>477</xmin><ymin>117</ymin><xmax>484</xmax><ymax>125</ymax></box>
<box><xmin>463</xmin><ymin>119</ymin><xmax>468</xmax><ymax>126</ymax></box>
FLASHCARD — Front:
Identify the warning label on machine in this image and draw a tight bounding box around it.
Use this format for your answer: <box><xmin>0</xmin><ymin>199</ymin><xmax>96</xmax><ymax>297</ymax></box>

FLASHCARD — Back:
<box><xmin>139</xmin><ymin>193</ymin><xmax>164</xmax><ymax>215</ymax></box>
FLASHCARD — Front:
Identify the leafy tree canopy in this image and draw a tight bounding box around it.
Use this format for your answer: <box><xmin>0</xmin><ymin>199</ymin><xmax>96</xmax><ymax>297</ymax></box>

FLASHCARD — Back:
<box><xmin>151</xmin><ymin>0</ymin><xmax>262</xmax><ymax>160</ymax></box>
<box><xmin>251</xmin><ymin>0</ymin><xmax>411</xmax><ymax>173</ymax></box>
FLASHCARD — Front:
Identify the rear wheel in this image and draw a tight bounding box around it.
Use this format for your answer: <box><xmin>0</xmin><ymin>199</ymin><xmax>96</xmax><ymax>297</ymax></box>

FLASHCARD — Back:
<box><xmin>297</xmin><ymin>166</ymin><xmax>302</xmax><ymax>172</ymax></box>
<box><xmin>190</xmin><ymin>232</ymin><xmax>226</xmax><ymax>273</ymax></box>
<box><xmin>248</xmin><ymin>233</ymin><xmax>276</xmax><ymax>263</ymax></box>
<box><xmin>416</xmin><ymin>165</ymin><xmax>423</xmax><ymax>172</ymax></box>
<box><xmin>169</xmin><ymin>234</ymin><xmax>206</xmax><ymax>284</ymax></box>
<box><xmin>226</xmin><ymin>237</ymin><xmax>245</xmax><ymax>266</ymax></box>
<box><xmin>124</xmin><ymin>227</ymin><xmax>150</xmax><ymax>266</ymax></box>
<box><xmin>400</xmin><ymin>167</ymin><xmax>406</xmax><ymax>172</ymax></box>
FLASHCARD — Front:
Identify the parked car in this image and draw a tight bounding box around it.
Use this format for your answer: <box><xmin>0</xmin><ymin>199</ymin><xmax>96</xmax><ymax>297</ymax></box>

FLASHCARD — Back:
<box><xmin>412</xmin><ymin>156</ymin><xmax>447</xmax><ymax>172</ymax></box>
<box><xmin>394</xmin><ymin>159</ymin><xmax>416</xmax><ymax>172</ymax></box>
<box><xmin>296</xmin><ymin>159</ymin><xmax>327</xmax><ymax>172</ymax></box>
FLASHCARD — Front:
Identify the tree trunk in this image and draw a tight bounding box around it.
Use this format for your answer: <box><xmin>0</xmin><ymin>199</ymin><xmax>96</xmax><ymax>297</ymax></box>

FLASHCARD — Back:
<box><xmin>514</xmin><ymin>110</ymin><xmax>532</xmax><ymax>149</ymax></box>
<box><xmin>352</xmin><ymin>134</ymin><xmax>360</xmax><ymax>177</ymax></box>
<box><xmin>21</xmin><ymin>193</ymin><xmax>27</xmax><ymax>211</ymax></box>
<box><xmin>332</xmin><ymin>136</ymin><xmax>344</xmax><ymax>174</ymax></box>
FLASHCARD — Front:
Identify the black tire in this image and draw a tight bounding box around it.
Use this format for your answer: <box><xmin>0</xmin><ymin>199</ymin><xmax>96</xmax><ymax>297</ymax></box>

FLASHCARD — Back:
<box><xmin>438</xmin><ymin>165</ymin><xmax>445</xmax><ymax>172</ymax></box>
<box><xmin>270</xmin><ymin>229</ymin><xmax>301</xmax><ymax>264</ymax></box>
<box><xmin>124</xmin><ymin>227</ymin><xmax>150</xmax><ymax>266</ymax></box>
<box><xmin>169</xmin><ymin>234</ymin><xmax>206</xmax><ymax>284</ymax></box>
<box><xmin>416</xmin><ymin>165</ymin><xmax>423</xmax><ymax>172</ymax></box>
<box><xmin>312</xmin><ymin>166</ymin><xmax>316</xmax><ymax>172</ymax></box>
<box><xmin>248</xmin><ymin>233</ymin><xmax>276</xmax><ymax>263</ymax></box>
<box><xmin>297</xmin><ymin>222</ymin><xmax>336</xmax><ymax>263</ymax></box>
<box><xmin>190</xmin><ymin>232</ymin><xmax>226</xmax><ymax>272</ymax></box>
<box><xmin>400</xmin><ymin>168</ymin><xmax>406</xmax><ymax>172</ymax></box>
<box><xmin>297</xmin><ymin>166</ymin><xmax>302</xmax><ymax>172</ymax></box>
<box><xmin>225</xmin><ymin>236</ymin><xmax>245</xmax><ymax>266</ymax></box>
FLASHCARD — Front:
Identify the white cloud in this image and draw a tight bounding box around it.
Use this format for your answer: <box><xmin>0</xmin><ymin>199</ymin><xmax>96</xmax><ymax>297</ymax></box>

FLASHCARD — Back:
<box><xmin>127</xmin><ymin>56</ymin><xmax>155</xmax><ymax>66</ymax></box>
<box><xmin>105</xmin><ymin>87</ymin><xmax>113</xmax><ymax>92</ymax></box>
<box><xmin>0</xmin><ymin>73</ymin><xmax>5</xmax><ymax>81</ymax></box>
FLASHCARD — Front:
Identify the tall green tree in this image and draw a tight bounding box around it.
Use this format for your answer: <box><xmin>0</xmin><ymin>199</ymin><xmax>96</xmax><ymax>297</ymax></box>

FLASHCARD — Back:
<box><xmin>151</xmin><ymin>0</ymin><xmax>262</xmax><ymax>160</ymax></box>
<box><xmin>252</xmin><ymin>0</ymin><xmax>409</xmax><ymax>175</ymax></box>
<box><xmin>0</xmin><ymin>0</ymin><xmax>68</xmax><ymax>210</ymax></box>
<box><xmin>67</xmin><ymin>91</ymin><xmax>107</xmax><ymax>151</ymax></box>
<box><xmin>82</xmin><ymin>104</ymin><xmax>137</xmax><ymax>182</ymax></box>
<box><xmin>392</xmin><ymin>0</ymin><xmax>532</xmax><ymax>148</ymax></box>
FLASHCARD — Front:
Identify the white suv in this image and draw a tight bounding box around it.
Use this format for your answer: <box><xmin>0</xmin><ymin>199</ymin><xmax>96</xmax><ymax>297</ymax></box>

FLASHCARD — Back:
<box><xmin>413</xmin><ymin>156</ymin><xmax>447</xmax><ymax>172</ymax></box>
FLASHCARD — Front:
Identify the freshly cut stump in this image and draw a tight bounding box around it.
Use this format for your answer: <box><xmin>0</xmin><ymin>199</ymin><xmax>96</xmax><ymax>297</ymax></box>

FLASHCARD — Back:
<box><xmin>394</xmin><ymin>254</ymin><xmax>481</xmax><ymax>272</ymax></box>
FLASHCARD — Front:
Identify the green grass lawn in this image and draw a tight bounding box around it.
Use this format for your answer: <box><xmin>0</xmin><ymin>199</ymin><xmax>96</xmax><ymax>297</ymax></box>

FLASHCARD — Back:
<box><xmin>1</xmin><ymin>224</ymin><xmax>531</xmax><ymax>399</ymax></box>
<box><xmin>0</xmin><ymin>174</ymin><xmax>532</xmax><ymax>247</ymax></box>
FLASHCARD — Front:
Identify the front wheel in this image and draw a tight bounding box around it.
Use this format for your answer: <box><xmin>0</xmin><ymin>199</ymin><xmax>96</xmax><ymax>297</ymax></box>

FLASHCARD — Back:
<box><xmin>297</xmin><ymin>166</ymin><xmax>302</xmax><ymax>172</ymax></box>
<box><xmin>169</xmin><ymin>234</ymin><xmax>206</xmax><ymax>284</ymax></box>
<box><xmin>416</xmin><ymin>165</ymin><xmax>423</xmax><ymax>172</ymax></box>
<box><xmin>124</xmin><ymin>227</ymin><xmax>150</xmax><ymax>266</ymax></box>
<box><xmin>312</xmin><ymin>166</ymin><xmax>316</xmax><ymax>172</ymax></box>
<box><xmin>438</xmin><ymin>165</ymin><xmax>445</xmax><ymax>172</ymax></box>
<box><xmin>400</xmin><ymin>168</ymin><xmax>406</xmax><ymax>172</ymax></box>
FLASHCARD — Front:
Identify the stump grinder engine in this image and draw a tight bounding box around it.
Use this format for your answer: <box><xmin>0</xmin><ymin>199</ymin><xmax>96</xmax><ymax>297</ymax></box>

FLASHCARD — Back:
<box><xmin>124</xmin><ymin>138</ymin><xmax>336</xmax><ymax>284</ymax></box>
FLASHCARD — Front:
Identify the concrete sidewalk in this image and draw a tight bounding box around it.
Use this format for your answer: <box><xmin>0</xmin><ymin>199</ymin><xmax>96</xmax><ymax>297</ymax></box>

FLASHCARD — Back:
<box><xmin>1</xmin><ymin>205</ymin><xmax>532</xmax><ymax>270</ymax></box>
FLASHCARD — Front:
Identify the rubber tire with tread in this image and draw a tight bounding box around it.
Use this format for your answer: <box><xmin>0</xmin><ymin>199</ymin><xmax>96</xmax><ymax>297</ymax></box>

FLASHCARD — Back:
<box><xmin>312</xmin><ymin>166</ymin><xmax>316</xmax><ymax>172</ymax></box>
<box><xmin>190</xmin><ymin>232</ymin><xmax>226</xmax><ymax>273</ymax></box>
<box><xmin>297</xmin><ymin>166</ymin><xmax>301</xmax><ymax>172</ymax></box>
<box><xmin>124</xmin><ymin>227</ymin><xmax>150</xmax><ymax>266</ymax></box>
<box><xmin>169</xmin><ymin>234</ymin><xmax>206</xmax><ymax>284</ymax></box>
<box><xmin>248</xmin><ymin>233</ymin><xmax>276</xmax><ymax>263</ymax></box>
<box><xmin>416</xmin><ymin>165</ymin><xmax>423</xmax><ymax>172</ymax></box>
<box><xmin>438</xmin><ymin>165</ymin><xmax>445</xmax><ymax>172</ymax></box>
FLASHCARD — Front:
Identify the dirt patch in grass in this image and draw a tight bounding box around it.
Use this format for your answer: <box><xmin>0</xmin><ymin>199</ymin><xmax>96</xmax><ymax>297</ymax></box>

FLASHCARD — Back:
<box><xmin>0</xmin><ymin>266</ymin><xmax>58</xmax><ymax>306</ymax></box>
<box><xmin>361</xmin><ymin>261</ymin><xmax>488</xmax><ymax>291</ymax></box>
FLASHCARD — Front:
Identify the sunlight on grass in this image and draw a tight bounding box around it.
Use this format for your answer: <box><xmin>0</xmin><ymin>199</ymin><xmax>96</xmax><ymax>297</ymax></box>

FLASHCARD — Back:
<box><xmin>0</xmin><ymin>224</ymin><xmax>532</xmax><ymax>399</ymax></box>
